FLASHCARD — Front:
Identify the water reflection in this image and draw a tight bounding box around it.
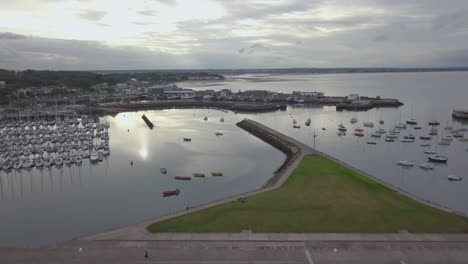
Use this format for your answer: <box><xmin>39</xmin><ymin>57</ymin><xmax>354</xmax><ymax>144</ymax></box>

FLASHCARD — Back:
<box><xmin>0</xmin><ymin>109</ymin><xmax>284</xmax><ymax>246</ymax></box>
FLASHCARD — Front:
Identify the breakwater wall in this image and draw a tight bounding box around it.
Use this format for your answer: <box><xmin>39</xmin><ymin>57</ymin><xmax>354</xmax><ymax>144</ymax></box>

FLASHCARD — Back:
<box><xmin>107</xmin><ymin>101</ymin><xmax>287</xmax><ymax>113</ymax></box>
<box><xmin>236</xmin><ymin>119</ymin><xmax>313</xmax><ymax>188</ymax></box>
<box><xmin>336</xmin><ymin>99</ymin><xmax>403</xmax><ymax>111</ymax></box>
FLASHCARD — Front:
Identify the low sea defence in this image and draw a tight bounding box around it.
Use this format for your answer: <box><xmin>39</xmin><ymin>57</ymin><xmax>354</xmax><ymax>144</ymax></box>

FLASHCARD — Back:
<box><xmin>336</xmin><ymin>98</ymin><xmax>403</xmax><ymax>111</ymax></box>
<box><xmin>105</xmin><ymin>101</ymin><xmax>287</xmax><ymax>113</ymax></box>
<box><xmin>236</xmin><ymin>119</ymin><xmax>313</xmax><ymax>188</ymax></box>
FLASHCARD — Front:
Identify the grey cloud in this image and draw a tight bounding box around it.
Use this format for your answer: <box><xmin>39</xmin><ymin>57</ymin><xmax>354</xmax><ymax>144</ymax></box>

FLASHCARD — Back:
<box><xmin>373</xmin><ymin>35</ymin><xmax>387</xmax><ymax>42</ymax></box>
<box><xmin>79</xmin><ymin>10</ymin><xmax>107</xmax><ymax>21</ymax></box>
<box><xmin>152</xmin><ymin>0</ymin><xmax>177</xmax><ymax>6</ymax></box>
<box><xmin>0</xmin><ymin>35</ymin><xmax>189</xmax><ymax>70</ymax></box>
<box><xmin>0</xmin><ymin>32</ymin><xmax>27</xmax><ymax>39</ymax></box>
<box><xmin>239</xmin><ymin>43</ymin><xmax>270</xmax><ymax>55</ymax></box>
<box><xmin>138</xmin><ymin>10</ymin><xmax>157</xmax><ymax>16</ymax></box>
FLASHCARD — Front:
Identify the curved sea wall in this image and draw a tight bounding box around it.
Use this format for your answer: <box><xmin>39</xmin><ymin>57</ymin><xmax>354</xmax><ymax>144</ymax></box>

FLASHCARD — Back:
<box><xmin>236</xmin><ymin>119</ymin><xmax>313</xmax><ymax>188</ymax></box>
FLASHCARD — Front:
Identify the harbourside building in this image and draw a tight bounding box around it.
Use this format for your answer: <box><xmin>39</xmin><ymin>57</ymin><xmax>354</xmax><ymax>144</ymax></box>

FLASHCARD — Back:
<box><xmin>0</xmin><ymin>80</ymin><xmax>6</xmax><ymax>88</ymax></box>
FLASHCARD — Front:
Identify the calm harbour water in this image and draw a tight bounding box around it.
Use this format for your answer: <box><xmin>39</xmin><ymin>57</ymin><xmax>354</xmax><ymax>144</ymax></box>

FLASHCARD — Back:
<box><xmin>1</xmin><ymin>71</ymin><xmax>468</xmax><ymax>246</ymax></box>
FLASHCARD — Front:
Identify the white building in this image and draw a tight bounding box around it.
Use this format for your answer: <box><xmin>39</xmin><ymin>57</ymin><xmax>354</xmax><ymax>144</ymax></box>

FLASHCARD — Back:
<box><xmin>348</xmin><ymin>93</ymin><xmax>360</xmax><ymax>100</ymax></box>
<box><xmin>0</xmin><ymin>81</ymin><xmax>6</xmax><ymax>88</ymax></box>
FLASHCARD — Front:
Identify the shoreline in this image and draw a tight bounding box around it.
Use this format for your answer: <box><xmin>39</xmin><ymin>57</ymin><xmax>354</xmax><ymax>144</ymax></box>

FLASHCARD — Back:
<box><xmin>80</xmin><ymin>119</ymin><xmax>466</xmax><ymax>242</ymax></box>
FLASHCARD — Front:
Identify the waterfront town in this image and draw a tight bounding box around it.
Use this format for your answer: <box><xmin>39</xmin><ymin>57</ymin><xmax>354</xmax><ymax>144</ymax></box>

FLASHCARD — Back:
<box><xmin>0</xmin><ymin>72</ymin><xmax>405</xmax><ymax>120</ymax></box>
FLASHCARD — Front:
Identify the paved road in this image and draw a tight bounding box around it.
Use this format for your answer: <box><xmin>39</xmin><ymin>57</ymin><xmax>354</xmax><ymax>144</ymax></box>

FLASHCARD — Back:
<box><xmin>2</xmin><ymin>240</ymin><xmax>468</xmax><ymax>263</ymax></box>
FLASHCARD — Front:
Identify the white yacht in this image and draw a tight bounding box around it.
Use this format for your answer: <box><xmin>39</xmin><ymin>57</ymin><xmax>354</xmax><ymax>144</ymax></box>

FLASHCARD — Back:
<box><xmin>395</xmin><ymin>123</ymin><xmax>407</xmax><ymax>129</ymax></box>
<box><xmin>13</xmin><ymin>160</ymin><xmax>23</xmax><ymax>170</ymax></box>
<box><xmin>419</xmin><ymin>163</ymin><xmax>434</xmax><ymax>170</ymax></box>
<box><xmin>90</xmin><ymin>150</ymin><xmax>99</xmax><ymax>162</ymax></box>
<box><xmin>22</xmin><ymin>159</ymin><xmax>34</xmax><ymax>168</ymax></box>
<box><xmin>448</xmin><ymin>175</ymin><xmax>462</xmax><ymax>181</ymax></box>
<box><xmin>55</xmin><ymin>157</ymin><xmax>63</xmax><ymax>166</ymax></box>
<box><xmin>74</xmin><ymin>156</ymin><xmax>83</xmax><ymax>165</ymax></box>
<box><xmin>363</xmin><ymin>122</ymin><xmax>374</xmax><ymax>128</ymax></box>
<box><xmin>35</xmin><ymin>159</ymin><xmax>44</xmax><ymax>167</ymax></box>
<box><xmin>397</xmin><ymin>160</ymin><xmax>414</xmax><ymax>167</ymax></box>
<box><xmin>428</xmin><ymin>155</ymin><xmax>448</xmax><ymax>163</ymax></box>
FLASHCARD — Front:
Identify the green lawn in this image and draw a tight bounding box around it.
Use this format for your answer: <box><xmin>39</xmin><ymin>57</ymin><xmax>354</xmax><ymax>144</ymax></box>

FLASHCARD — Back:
<box><xmin>148</xmin><ymin>155</ymin><xmax>468</xmax><ymax>233</ymax></box>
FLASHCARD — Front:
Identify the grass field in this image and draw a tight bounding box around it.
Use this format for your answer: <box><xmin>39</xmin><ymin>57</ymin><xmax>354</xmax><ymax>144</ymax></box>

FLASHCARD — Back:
<box><xmin>147</xmin><ymin>155</ymin><xmax>468</xmax><ymax>233</ymax></box>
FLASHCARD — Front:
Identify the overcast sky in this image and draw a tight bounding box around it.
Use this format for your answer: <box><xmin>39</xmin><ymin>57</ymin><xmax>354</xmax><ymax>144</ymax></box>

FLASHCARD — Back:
<box><xmin>1</xmin><ymin>0</ymin><xmax>468</xmax><ymax>70</ymax></box>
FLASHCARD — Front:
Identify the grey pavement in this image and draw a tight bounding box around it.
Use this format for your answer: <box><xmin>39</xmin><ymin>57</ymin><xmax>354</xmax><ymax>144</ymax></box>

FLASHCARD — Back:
<box><xmin>2</xmin><ymin>239</ymin><xmax>468</xmax><ymax>263</ymax></box>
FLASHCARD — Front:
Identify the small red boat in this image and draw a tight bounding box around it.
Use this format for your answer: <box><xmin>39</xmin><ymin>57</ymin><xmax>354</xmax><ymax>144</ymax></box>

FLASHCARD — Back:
<box><xmin>163</xmin><ymin>189</ymin><xmax>180</xmax><ymax>196</ymax></box>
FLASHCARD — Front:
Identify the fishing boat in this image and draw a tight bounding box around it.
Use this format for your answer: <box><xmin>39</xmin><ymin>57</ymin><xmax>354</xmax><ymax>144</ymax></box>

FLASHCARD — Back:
<box><xmin>453</xmin><ymin>133</ymin><xmax>464</xmax><ymax>138</ymax></box>
<box><xmin>354</xmin><ymin>132</ymin><xmax>364</xmax><ymax>137</ymax></box>
<box><xmin>385</xmin><ymin>138</ymin><xmax>395</xmax><ymax>142</ymax></box>
<box><xmin>428</xmin><ymin>155</ymin><xmax>448</xmax><ymax>163</ymax></box>
<box><xmin>401</xmin><ymin>138</ymin><xmax>414</xmax><ymax>143</ymax></box>
<box><xmin>293</xmin><ymin>125</ymin><xmax>301</xmax><ymax>129</ymax></box>
<box><xmin>406</xmin><ymin>119</ymin><xmax>418</xmax><ymax>125</ymax></box>
<box><xmin>397</xmin><ymin>160</ymin><xmax>414</xmax><ymax>167</ymax></box>
<box><xmin>413</xmin><ymin>126</ymin><xmax>422</xmax><ymax>130</ymax></box>
<box><xmin>403</xmin><ymin>134</ymin><xmax>415</xmax><ymax>140</ymax></box>
<box><xmin>376</xmin><ymin>128</ymin><xmax>387</xmax><ymax>134</ymax></box>
<box><xmin>395</xmin><ymin>123</ymin><xmax>407</xmax><ymax>129</ymax></box>
<box><xmin>215</xmin><ymin>132</ymin><xmax>224</xmax><ymax>136</ymax></box>
<box><xmin>220</xmin><ymin>117</ymin><xmax>224</xmax><ymax>123</ymax></box>
<box><xmin>162</xmin><ymin>189</ymin><xmax>180</xmax><ymax>196</ymax></box>
<box><xmin>419</xmin><ymin>163</ymin><xmax>434</xmax><ymax>170</ymax></box>
<box><xmin>371</xmin><ymin>133</ymin><xmax>381</xmax><ymax>138</ymax></box>
<box><xmin>420</xmin><ymin>136</ymin><xmax>431</xmax><ymax>140</ymax></box>
<box><xmin>448</xmin><ymin>175</ymin><xmax>462</xmax><ymax>181</ymax></box>
<box><xmin>305</xmin><ymin>118</ymin><xmax>311</xmax><ymax>126</ymax></box>
<box><xmin>193</xmin><ymin>173</ymin><xmax>205</xmax><ymax>177</ymax></box>
<box><xmin>175</xmin><ymin>176</ymin><xmax>191</xmax><ymax>180</ymax></box>
<box><xmin>211</xmin><ymin>172</ymin><xmax>223</xmax><ymax>176</ymax></box>
<box><xmin>350</xmin><ymin>117</ymin><xmax>358</xmax><ymax>124</ymax></box>
<box><xmin>367</xmin><ymin>141</ymin><xmax>377</xmax><ymax>145</ymax></box>
<box><xmin>355</xmin><ymin>127</ymin><xmax>364</xmax><ymax>132</ymax></box>
<box><xmin>337</xmin><ymin>131</ymin><xmax>346</xmax><ymax>136</ymax></box>
<box><xmin>428</xmin><ymin>120</ymin><xmax>440</xmax><ymax>126</ymax></box>
<box><xmin>293</xmin><ymin>119</ymin><xmax>297</xmax><ymax>124</ymax></box>
<box><xmin>160</xmin><ymin>168</ymin><xmax>167</xmax><ymax>174</ymax></box>
<box><xmin>338</xmin><ymin>124</ymin><xmax>347</xmax><ymax>132</ymax></box>
<box><xmin>183</xmin><ymin>138</ymin><xmax>192</xmax><ymax>142</ymax></box>
<box><xmin>379</xmin><ymin>120</ymin><xmax>384</xmax><ymax>124</ymax></box>
<box><xmin>203</xmin><ymin>117</ymin><xmax>208</xmax><ymax>121</ymax></box>
<box><xmin>386</xmin><ymin>134</ymin><xmax>398</xmax><ymax>139</ymax></box>
<box><xmin>363</xmin><ymin>122</ymin><xmax>374</xmax><ymax>128</ymax></box>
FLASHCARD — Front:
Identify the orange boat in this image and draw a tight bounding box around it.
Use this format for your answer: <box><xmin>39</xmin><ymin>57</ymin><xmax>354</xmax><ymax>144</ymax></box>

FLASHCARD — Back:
<box><xmin>163</xmin><ymin>189</ymin><xmax>180</xmax><ymax>196</ymax></box>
